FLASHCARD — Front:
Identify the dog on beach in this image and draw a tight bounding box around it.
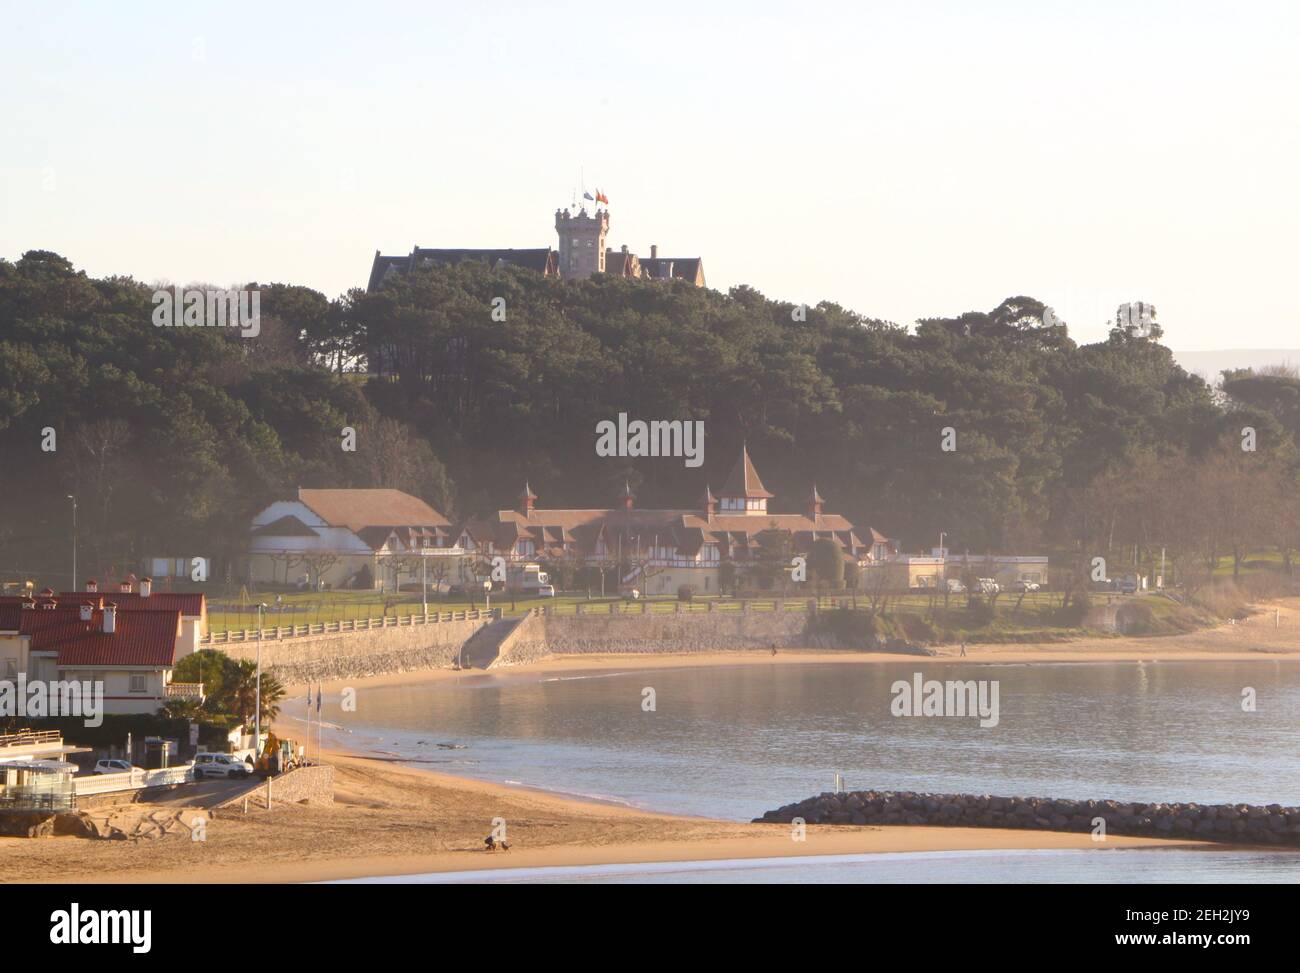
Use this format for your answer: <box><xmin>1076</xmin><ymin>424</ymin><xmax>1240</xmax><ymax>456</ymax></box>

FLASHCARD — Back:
<box><xmin>484</xmin><ymin>835</ymin><xmax>511</xmax><ymax>852</ymax></box>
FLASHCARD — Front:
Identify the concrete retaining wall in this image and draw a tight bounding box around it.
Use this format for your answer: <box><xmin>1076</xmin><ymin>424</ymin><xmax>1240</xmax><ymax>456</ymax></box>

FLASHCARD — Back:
<box><xmin>218</xmin><ymin>619</ymin><xmax>491</xmax><ymax>683</ymax></box>
<box><xmin>492</xmin><ymin>610</ymin><xmax>827</xmax><ymax>666</ymax></box>
<box><xmin>756</xmin><ymin>789</ymin><xmax>1300</xmax><ymax>845</ymax></box>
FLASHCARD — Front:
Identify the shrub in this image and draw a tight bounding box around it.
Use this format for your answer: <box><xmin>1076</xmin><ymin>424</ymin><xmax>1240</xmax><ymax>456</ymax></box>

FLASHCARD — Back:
<box><xmin>677</xmin><ymin>584</ymin><xmax>695</xmax><ymax>602</ymax></box>
<box><xmin>1053</xmin><ymin>592</ymin><xmax>1092</xmax><ymax>627</ymax></box>
<box><xmin>965</xmin><ymin>594</ymin><xmax>995</xmax><ymax>627</ymax></box>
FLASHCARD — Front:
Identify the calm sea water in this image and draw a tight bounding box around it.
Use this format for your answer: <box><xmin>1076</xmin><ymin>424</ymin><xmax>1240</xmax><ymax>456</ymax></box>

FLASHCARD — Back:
<box><xmin>339</xmin><ymin>848</ymin><xmax>1300</xmax><ymax>884</ymax></box>
<box><xmin>288</xmin><ymin>660</ymin><xmax>1300</xmax><ymax>882</ymax></box>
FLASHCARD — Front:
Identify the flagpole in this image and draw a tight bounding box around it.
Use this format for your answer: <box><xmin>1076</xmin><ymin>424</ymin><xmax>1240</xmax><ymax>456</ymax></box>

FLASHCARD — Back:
<box><xmin>305</xmin><ymin>685</ymin><xmax>312</xmax><ymax>764</ymax></box>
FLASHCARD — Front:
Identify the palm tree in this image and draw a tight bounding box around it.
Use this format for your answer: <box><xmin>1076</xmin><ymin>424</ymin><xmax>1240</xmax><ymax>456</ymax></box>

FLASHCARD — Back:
<box><xmin>228</xmin><ymin>659</ymin><xmax>286</xmax><ymax>726</ymax></box>
<box><xmin>160</xmin><ymin>698</ymin><xmax>205</xmax><ymax>721</ymax></box>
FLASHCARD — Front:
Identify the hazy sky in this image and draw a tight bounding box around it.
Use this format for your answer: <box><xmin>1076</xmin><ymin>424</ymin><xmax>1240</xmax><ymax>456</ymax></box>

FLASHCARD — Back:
<box><xmin>3</xmin><ymin>1</ymin><xmax>1297</xmax><ymax>349</ymax></box>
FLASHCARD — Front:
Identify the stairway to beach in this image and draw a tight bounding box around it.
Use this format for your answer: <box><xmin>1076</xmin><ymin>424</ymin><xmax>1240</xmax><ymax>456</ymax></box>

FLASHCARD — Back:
<box><xmin>460</xmin><ymin>617</ymin><xmax>522</xmax><ymax>668</ymax></box>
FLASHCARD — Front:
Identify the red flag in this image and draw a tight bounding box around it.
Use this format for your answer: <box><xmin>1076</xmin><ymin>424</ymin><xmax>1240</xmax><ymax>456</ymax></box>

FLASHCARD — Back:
<box><xmin>596</xmin><ymin>190</ymin><xmax>609</xmax><ymax>205</ymax></box>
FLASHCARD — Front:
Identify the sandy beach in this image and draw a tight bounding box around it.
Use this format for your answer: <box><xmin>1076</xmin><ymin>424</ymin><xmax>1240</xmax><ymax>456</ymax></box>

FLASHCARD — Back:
<box><xmin>0</xmin><ymin>750</ymin><xmax>1222</xmax><ymax>884</ymax></box>
<box><xmin>2</xmin><ymin>604</ymin><xmax>1296</xmax><ymax>884</ymax></box>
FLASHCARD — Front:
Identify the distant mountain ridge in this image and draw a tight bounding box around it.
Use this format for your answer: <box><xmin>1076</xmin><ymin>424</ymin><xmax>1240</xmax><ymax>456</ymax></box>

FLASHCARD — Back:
<box><xmin>1172</xmin><ymin>349</ymin><xmax>1300</xmax><ymax>384</ymax></box>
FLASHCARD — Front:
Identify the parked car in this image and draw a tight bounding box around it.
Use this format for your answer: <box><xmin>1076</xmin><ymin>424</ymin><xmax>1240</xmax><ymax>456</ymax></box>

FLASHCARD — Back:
<box><xmin>1117</xmin><ymin>577</ymin><xmax>1139</xmax><ymax>594</ymax></box>
<box><xmin>976</xmin><ymin>578</ymin><xmax>1000</xmax><ymax>595</ymax></box>
<box><xmin>945</xmin><ymin>579</ymin><xmax>967</xmax><ymax>594</ymax></box>
<box><xmin>193</xmin><ymin>752</ymin><xmax>252</xmax><ymax>780</ymax></box>
<box><xmin>1012</xmin><ymin>580</ymin><xmax>1041</xmax><ymax>592</ymax></box>
<box><xmin>92</xmin><ymin>759</ymin><xmax>139</xmax><ymax>775</ymax></box>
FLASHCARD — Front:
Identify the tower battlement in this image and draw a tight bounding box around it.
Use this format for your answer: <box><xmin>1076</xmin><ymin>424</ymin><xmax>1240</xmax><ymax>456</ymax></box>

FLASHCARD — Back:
<box><xmin>555</xmin><ymin>206</ymin><xmax>609</xmax><ymax>279</ymax></box>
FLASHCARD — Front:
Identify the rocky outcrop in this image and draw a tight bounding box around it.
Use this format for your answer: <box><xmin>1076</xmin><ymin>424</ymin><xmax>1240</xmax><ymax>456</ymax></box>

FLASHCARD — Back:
<box><xmin>754</xmin><ymin>789</ymin><xmax>1300</xmax><ymax>845</ymax></box>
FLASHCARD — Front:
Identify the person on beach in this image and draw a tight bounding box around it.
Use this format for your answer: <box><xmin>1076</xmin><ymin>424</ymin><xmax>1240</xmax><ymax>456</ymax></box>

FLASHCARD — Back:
<box><xmin>959</xmin><ymin>641</ymin><xmax>967</xmax><ymax>657</ymax></box>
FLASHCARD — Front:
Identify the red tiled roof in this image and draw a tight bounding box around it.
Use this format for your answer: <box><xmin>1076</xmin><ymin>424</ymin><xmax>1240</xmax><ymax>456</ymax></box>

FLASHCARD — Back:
<box><xmin>59</xmin><ymin>591</ymin><xmax>206</xmax><ymax>617</ymax></box>
<box><xmin>20</xmin><ymin>607</ymin><xmax>181</xmax><ymax>668</ymax></box>
<box><xmin>297</xmin><ymin>488</ymin><xmax>450</xmax><ymax>531</ymax></box>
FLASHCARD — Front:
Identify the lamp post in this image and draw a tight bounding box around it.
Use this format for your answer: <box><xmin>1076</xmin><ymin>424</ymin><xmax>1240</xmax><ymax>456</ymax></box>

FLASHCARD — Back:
<box><xmin>67</xmin><ymin>495</ymin><xmax>77</xmax><ymax>589</ymax></box>
<box><xmin>254</xmin><ymin>602</ymin><xmax>268</xmax><ymax>755</ymax></box>
<box><xmin>422</xmin><ymin>552</ymin><xmax>428</xmax><ymax>615</ymax></box>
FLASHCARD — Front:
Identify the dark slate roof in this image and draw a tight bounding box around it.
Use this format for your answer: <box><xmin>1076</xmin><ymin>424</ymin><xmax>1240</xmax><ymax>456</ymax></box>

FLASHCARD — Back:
<box><xmin>368</xmin><ymin>247</ymin><xmax>557</xmax><ymax>291</ymax></box>
<box><xmin>638</xmin><ymin>257</ymin><xmax>705</xmax><ymax>286</ymax></box>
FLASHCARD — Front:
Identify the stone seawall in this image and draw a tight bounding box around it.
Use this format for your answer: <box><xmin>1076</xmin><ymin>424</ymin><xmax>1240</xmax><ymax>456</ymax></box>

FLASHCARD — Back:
<box><xmin>755</xmin><ymin>790</ymin><xmax>1300</xmax><ymax>845</ymax></box>
<box><xmin>491</xmin><ymin>610</ymin><xmax>830</xmax><ymax>666</ymax></box>
<box><xmin>218</xmin><ymin>619</ymin><xmax>491</xmax><ymax>683</ymax></box>
<box><xmin>213</xmin><ymin>765</ymin><xmax>334</xmax><ymax>809</ymax></box>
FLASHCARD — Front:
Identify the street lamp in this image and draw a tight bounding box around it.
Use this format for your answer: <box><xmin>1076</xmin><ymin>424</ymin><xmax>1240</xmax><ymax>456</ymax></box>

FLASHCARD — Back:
<box><xmin>482</xmin><ymin>578</ymin><xmax>493</xmax><ymax>614</ymax></box>
<box><xmin>67</xmin><ymin>495</ymin><xmax>77</xmax><ymax>590</ymax></box>
<box><xmin>254</xmin><ymin>602</ymin><xmax>268</xmax><ymax>755</ymax></box>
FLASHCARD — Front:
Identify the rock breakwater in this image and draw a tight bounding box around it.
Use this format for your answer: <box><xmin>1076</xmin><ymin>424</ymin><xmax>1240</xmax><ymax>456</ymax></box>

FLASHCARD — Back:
<box><xmin>754</xmin><ymin>789</ymin><xmax>1300</xmax><ymax>845</ymax></box>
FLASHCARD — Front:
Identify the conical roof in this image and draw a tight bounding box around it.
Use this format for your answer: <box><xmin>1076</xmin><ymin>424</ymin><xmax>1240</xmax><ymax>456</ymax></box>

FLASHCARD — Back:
<box><xmin>719</xmin><ymin>446</ymin><xmax>774</xmax><ymax>499</ymax></box>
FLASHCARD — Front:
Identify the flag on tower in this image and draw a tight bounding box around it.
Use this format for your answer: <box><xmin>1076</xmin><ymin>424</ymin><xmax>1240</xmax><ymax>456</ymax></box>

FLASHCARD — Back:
<box><xmin>596</xmin><ymin>190</ymin><xmax>609</xmax><ymax>205</ymax></box>
<box><xmin>583</xmin><ymin>191</ymin><xmax>594</xmax><ymax>201</ymax></box>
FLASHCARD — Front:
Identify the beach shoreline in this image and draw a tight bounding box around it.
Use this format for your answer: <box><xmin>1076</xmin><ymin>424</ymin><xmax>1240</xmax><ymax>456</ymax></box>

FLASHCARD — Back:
<box><xmin>285</xmin><ymin>639</ymin><xmax>1300</xmax><ymax>697</ymax></box>
<box><xmin>3</xmin><ymin>748</ymin><xmax>1241</xmax><ymax>885</ymax></box>
<box><xmin>3</xmin><ymin>615</ymin><xmax>1295</xmax><ymax>885</ymax></box>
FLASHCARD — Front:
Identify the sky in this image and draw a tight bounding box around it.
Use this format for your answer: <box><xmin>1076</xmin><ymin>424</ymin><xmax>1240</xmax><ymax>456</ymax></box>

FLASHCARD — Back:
<box><xmin>3</xmin><ymin>0</ymin><xmax>1298</xmax><ymax>350</ymax></box>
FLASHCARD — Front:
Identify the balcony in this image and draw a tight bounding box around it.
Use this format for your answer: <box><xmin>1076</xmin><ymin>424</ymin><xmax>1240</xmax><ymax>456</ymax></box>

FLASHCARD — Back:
<box><xmin>165</xmin><ymin>682</ymin><xmax>205</xmax><ymax>701</ymax></box>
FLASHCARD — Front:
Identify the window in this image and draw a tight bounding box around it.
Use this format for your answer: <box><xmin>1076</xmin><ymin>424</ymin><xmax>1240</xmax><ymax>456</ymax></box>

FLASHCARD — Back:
<box><xmin>129</xmin><ymin>675</ymin><xmax>147</xmax><ymax>694</ymax></box>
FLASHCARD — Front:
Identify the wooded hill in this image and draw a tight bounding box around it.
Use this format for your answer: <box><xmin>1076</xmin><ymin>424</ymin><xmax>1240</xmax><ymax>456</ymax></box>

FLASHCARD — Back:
<box><xmin>1</xmin><ymin>249</ymin><xmax>1295</xmax><ymax>587</ymax></box>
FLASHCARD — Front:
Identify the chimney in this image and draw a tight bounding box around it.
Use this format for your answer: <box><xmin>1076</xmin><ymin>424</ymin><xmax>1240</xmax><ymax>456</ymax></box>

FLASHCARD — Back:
<box><xmin>140</xmin><ymin>577</ymin><xmax>153</xmax><ymax>598</ymax></box>
<box><xmin>20</xmin><ymin>597</ymin><xmax>35</xmax><ymax>611</ymax></box>
<box><xmin>119</xmin><ymin>579</ymin><xmax>132</xmax><ymax>594</ymax></box>
<box><xmin>650</xmin><ymin>244</ymin><xmax>658</xmax><ymax>259</ymax></box>
<box><xmin>103</xmin><ymin>603</ymin><xmax>117</xmax><ymax>634</ymax></box>
<box><xmin>86</xmin><ymin>579</ymin><xmax>98</xmax><ymax>593</ymax></box>
<box><xmin>39</xmin><ymin>599</ymin><xmax>57</xmax><ymax>611</ymax></box>
<box><xmin>39</xmin><ymin>587</ymin><xmax>55</xmax><ymax>597</ymax></box>
<box><xmin>79</xmin><ymin>602</ymin><xmax>94</xmax><ymax>622</ymax></box>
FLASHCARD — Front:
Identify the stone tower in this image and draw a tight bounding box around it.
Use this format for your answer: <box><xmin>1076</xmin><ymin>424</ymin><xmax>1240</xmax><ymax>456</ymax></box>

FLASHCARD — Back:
<box><xmin>555</xmin><ymin>206</ymin><xmax>609</xmax><ymax>280</ymax></box>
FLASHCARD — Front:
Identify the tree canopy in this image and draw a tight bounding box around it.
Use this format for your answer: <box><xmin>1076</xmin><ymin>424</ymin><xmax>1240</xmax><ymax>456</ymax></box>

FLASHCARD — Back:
<box><xmin>1</xmin><ymin>249</ymin><xmax>1292</xmax><ymax>586</ymax></box>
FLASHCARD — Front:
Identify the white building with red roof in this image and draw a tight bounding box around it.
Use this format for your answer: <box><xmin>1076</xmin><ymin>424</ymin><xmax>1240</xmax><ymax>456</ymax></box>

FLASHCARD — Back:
<box><xmin>247</xmin><ymin>487</ymin><xmax>465</xmax><ymax>590</ymax></box>
<box><xmin>0</xmin><ymin>589</ymin><xmax>201</xmax><ymax>715</ymax></box>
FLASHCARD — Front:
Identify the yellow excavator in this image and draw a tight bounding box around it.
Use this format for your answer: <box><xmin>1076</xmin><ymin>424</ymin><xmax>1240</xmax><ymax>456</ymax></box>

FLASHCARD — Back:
<box><xmin>254</xmin><ymin>733</ymin><xmax>301</xmax><ymax>777</ymax></box>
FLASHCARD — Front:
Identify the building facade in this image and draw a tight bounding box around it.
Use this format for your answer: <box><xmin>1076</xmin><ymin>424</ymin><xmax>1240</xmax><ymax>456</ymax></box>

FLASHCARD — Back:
<box><xmin>246</xmin><ymin>488</ymin><xmax>465</xmax><ymax>590</ymax></box>
<box><xmin>367</xmin><ymin>201</ymin><xmax>705</xmax><ymax>290</ymax></box>
<box><xmin>458</xmin><ymin>447</ymin><xmax>895</xmax><ymax>596</ymax></box>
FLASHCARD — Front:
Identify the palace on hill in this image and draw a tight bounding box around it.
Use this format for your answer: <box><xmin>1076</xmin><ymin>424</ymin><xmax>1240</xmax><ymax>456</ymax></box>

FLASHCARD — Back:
<box><xmin>367</xmin><ymin>202</ymin><xmax>705</xmax><ymax>291</ymax></box>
